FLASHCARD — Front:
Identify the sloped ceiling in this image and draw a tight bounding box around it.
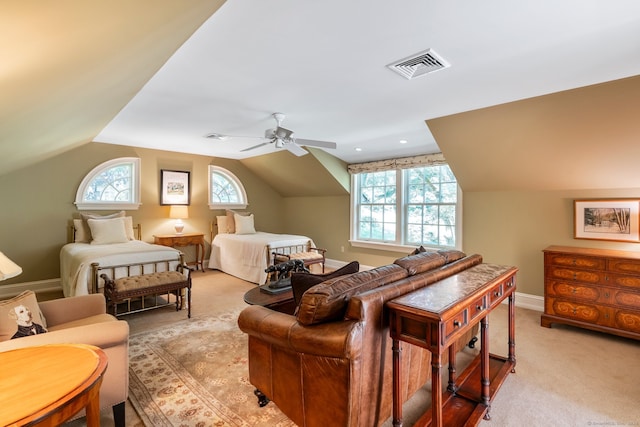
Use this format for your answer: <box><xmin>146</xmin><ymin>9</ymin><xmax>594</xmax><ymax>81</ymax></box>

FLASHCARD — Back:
<box><xmin>0</xmin><ymin>0</ymin><xmax>225</xmax><ymax>175</ymax></box>
<box><xmin>239</xmin><ymin>149</ymin><xmax>349</xmax><ymax>197</ymax></box>
<box><xmin>428</xmin><ymin>75</ymin><xmax>640</xmax><ymax>192</ymax></box>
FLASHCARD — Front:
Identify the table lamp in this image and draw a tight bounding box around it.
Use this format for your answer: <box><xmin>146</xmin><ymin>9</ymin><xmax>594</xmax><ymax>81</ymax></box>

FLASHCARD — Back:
<box><xmin>169</xmin><ymin>205</ymin><xmax>189</xmax><ymax>234</ymax></box>
<box><xmin>0</xmin><ymin>252</ymin><xmax>22</xmax><ymax>280</ymax></box>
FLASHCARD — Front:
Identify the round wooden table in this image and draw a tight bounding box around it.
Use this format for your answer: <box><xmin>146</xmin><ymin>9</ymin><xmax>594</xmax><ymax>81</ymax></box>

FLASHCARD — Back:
<box><xmin>243</xmin><ymin>285</ymin><xmax>296</xmax><ymax>314</ymax></box>
<box><xmin>0</xmin><ymin>343</ymin><xmax>108</xmax><ymax>427</ymax></box>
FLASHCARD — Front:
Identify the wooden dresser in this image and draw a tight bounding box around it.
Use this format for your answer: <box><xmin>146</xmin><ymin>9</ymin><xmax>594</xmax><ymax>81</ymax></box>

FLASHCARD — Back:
<box><xmin>541</xmin><ymin>245</ymin><xmax>640</xmax><ymax>340</ymax></box>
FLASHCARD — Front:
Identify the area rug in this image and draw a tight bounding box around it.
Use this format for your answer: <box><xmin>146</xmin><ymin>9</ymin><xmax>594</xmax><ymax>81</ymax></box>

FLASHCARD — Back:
<box><xmin>128</xmin><ymin>311</ymin><xmax>296</xmax><ymax>426</ymax></box>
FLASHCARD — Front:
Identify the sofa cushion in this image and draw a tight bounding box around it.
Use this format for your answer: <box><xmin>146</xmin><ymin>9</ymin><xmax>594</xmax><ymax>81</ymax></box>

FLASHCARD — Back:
<box><xmin>291</xmin><ymin>261</ymin><xmax>360</xmax><ymax>306</ymax></box>
<box><xmin>47</xmin><ymin>313</ymin><xmax>117</xmax><ymax>332</ymax></box>
<box><xmin>297</xmin><ymin>264</ymin><xmax>408</xmax><ymax>325</ymax></box>
<box><xmin>0</xmin><ymin>291</ymin><xmax>48</xmax><ymax>341</ymax></box>
<box><xmin>394</xmin><ymin>251</ymin><xmax>447</xmax><ymax>275</ymax></box>
<box><xmin>437</xmin><ymin>249</ymin><xmax>467</xmax><ymax>264</ymax></box>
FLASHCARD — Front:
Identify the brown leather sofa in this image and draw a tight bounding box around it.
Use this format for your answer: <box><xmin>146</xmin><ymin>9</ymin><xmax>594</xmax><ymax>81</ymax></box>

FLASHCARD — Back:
<box><xmin>238</xmin><ymin>249</ymin><xmax>483</xmax><ymax>427</ymax></box>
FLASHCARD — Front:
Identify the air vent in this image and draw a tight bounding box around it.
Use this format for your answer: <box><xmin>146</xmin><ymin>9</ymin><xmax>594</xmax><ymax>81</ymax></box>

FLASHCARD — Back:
<box><xmin>387</xmin><ymin>49</ymin><xmax>450</xmax><ymax>80</ymax></box>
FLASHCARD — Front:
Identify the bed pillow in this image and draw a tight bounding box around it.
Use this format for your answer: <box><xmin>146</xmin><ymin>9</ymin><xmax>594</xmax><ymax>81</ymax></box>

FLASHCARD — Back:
<box><xmin>77</xmin><ymin>211</ymin><xmax>126</xmax><ymax>242</ymax></box>
<box><xmin>234</xmin><ymin>213</ymin><xmax>256</xmax><ymax>234</ymax></box>
<box><xmin>216</xmin><ymin>216</ymin><xmax>229</xmax><ymax>234</ymax></box>
<box><xmin>0</xmin><ymin>291</ymin><xmax>48</xmax><ymax>341</ymax></box>
<box><xmin>226</xmin><ymin>210</ymin><xmax>252</xmax><ymax>234</ymax></box>
<box><xmin>88</xmin><ymin>217</ymin><xmax>130</xmax><ymax>244</ymax></box>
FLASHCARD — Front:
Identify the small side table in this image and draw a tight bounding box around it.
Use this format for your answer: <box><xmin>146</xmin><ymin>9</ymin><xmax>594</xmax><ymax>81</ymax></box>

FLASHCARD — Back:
<box><xmin>154</xmin><ymin>233</ymin><xmax>205</xmax><ymax>271</ymax></box>
<box><xmin>0</xmin><ymin>343</ymin><xmax>107</xmax><ymax>427</ymax></box>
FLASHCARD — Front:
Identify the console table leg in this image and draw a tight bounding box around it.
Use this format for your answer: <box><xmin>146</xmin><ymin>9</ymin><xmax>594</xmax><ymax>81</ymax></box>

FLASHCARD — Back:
<box><xmin>508</xmin><ymin>292</ymin><xmax>517</xmax><ymax>373</ymax></box>
<box><xmin>432</xmin><ymin>352</ymin><xmax>443</xmax><ymax>427</ymax></box>
<box><xmin>392</xmin><ymin>338</ymin><xmax>403</xmax><ymax>427</ymax></box>
<box><xmin>447</xmin><ymin>343</ymin><xmax>457</xmax><ymax>393</ymax></box>
<box><xmin>480</xmin><ymin>316</ymin><xmax>491</xmax><ymax>420</ymax></box>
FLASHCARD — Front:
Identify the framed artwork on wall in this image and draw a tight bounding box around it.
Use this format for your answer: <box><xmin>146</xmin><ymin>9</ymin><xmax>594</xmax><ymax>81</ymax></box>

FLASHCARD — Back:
<box><xmin>574</xmin><ymin>199</ymin><xmax>640</xmax><ymax>242</ymax></box>
<box><xmin>160</xmin><ymin>169</ymin><xmax>190</xmax><ymax>205</ymax></box>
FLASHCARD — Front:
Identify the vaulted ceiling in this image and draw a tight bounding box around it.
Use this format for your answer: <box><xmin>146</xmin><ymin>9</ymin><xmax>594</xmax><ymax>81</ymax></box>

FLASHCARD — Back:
<box><xmin>3</xmin><ymin>1</ymin><xmax>640</xmax><ymax>194</ymax></box>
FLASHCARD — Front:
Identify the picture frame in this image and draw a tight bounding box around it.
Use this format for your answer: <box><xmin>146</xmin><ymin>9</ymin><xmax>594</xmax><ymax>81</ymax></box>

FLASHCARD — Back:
<box><xmin>160</xmin><ymin>169</ymin><xmax>190</xmax><ymax>205</ymax></box>
<box><xmin>574</xmin><ymin>199</ymin><xmax>640</xmax><ymax>242</ymax></box>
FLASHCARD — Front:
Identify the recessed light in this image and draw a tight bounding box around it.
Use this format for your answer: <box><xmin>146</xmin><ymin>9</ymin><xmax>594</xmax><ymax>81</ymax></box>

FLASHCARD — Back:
<box><xmin>355</xmin><ymin>147</ymin><xmax>363</xmax><ymax>152</ymax></box>
<box><xmin>399</xmin><ymin>139</ymin><xmax>408</xmax><ymax>144</ymax></box>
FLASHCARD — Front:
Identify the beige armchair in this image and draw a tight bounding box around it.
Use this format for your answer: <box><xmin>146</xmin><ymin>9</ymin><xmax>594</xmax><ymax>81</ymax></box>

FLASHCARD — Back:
<box><xmin>0</xmin><ymin>293</ymin><xmax>129</xmax><ymax>427</ymax></box>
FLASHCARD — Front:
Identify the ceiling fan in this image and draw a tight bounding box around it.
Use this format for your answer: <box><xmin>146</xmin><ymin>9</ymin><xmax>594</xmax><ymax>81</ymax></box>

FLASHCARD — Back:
<box><xmin>205</xmin><ymin>113</ymin><xmax>337</xmax><ymax>156</ymax></box>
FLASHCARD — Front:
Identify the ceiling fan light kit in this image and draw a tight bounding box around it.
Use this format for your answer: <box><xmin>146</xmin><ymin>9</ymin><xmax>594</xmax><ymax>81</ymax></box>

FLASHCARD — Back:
<box><xmin>206</xmin><ymin>112</ymin><xmax>337</xmax><ymax>157</ymax></box>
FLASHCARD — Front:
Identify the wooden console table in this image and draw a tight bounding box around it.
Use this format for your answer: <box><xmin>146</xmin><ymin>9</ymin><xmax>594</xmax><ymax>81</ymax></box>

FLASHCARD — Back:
<box><xmin>0</xmin><ymin>343</ymin><xmax>107</xmax><ymax>427</ymax></box>
<box><xmin>154</xmin><ymin>233</ymin><xmax>205</xmax><ymax>271</ymax></box>
<box><xmin>387</xmin><ymin>263</ymin><xmax>518</xmax><ymax>427</ymax></box>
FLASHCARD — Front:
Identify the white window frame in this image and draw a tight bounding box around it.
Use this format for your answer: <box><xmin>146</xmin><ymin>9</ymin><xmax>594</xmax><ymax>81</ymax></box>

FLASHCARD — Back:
<box><xmin>208</xmin><ymin>165</ymin><xmax>248</xmax><ymax>209</ymax></box>
<box><xmin>75</xmin><ymin>157</ymin><xmax>141</xmax><ymax>210</ymax></box>
<box><xmin>349</xmin><ymin>164</ymin><xmax>462</xmax><ymax>252</ymax></box>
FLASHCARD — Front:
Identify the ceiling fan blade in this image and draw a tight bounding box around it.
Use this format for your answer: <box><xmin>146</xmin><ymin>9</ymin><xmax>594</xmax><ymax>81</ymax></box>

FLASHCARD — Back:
<box><xmin>285</xmin><ymin>143</ymin><xmax>309</xmax><ymax>157</ymax></box>
<box><xmin>205</xmin><ymin>133</ymin><xmax>266</xmax><ymax>140</ymax></box>
<box><xmin>294</xmin><ymin>138</ymin><xmax>337</xmax><ymax>149</ymax></box>
<box><xmin>240</xmin><ymin>141</ymin><xmax>271</xmax><ymax>152</ymax></box>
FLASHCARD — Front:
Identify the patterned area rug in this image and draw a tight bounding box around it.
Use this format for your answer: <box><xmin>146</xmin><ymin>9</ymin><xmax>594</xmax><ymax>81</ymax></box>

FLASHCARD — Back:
<box><xmin>128</xmin><ymin>311</ymin><xmax>295</xmax><ymax>426</ymax></box>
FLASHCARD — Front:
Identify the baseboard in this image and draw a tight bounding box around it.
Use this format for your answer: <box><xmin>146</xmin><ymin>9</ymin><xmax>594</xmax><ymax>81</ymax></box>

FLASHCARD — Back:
<box><xmin>508</xmin><ymin>291</ymin><xmax>544</xmax><ymax>312</ymax></box>
<box><xmin>0</xmin><ymin>278</ymin><xmax>62</xmax><ymax>299</ymax></box>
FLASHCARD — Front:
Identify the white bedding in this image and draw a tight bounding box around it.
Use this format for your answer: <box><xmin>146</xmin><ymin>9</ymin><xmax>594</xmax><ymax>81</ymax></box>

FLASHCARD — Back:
<box><xmin>60</xmin><ymin>241</ymin><xmax>182</xmax><ymax>297</ymax></box>
<box><xmin>208</xmin><ymin>232</ymin><xmax>315</xmax><ymax>284</ymax></box>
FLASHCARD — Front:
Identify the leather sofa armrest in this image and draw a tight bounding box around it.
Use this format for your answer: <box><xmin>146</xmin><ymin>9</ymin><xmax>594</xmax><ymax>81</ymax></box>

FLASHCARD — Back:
<box><xmin>39</xmin><ymin>294</ymin><xmax>107</xmax><ymax>326</ymax></box>
<box><xmin>238</xmin><ymin>305</ymin><xmax>361</xmax><ymax>358</ymax></box>
<box><xmin>0</xmin><ymin>320</ymin><xmax>129</xmax><ymax>352</ymax></box>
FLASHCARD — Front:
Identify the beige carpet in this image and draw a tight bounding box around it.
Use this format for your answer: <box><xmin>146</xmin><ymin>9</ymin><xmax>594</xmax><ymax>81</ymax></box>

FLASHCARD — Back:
<box><xmin>66</xmin><ymin>269</ymin><xmax>640</xmax><ymax>426</ymax></box>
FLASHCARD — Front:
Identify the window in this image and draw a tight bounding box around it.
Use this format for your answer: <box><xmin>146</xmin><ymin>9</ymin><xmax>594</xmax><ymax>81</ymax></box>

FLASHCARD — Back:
<box><xmin>208</xmin><ymin>165</ymin><xmax>248</xmax><ymax>209</ymax></box>
<box><xmin>350</xmin><ymin>155</ymin><xmax>461</xmax><ymax>251</ymax></box>
<box><xmin>75</xmin><ymin>157</ymin><xmax>141</xmax><ymax>210</ymax></box>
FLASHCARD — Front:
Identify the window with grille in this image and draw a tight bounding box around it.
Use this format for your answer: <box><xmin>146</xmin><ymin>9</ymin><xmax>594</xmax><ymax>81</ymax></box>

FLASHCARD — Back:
<box><xmin>208</xmin><ymin>165</ymin><xmax>248</xmax><ymax>209</ymax></box>
<box><xmin>351</xmin><ymin>162</ymin><xmax>460</xmax><ymax>251</ymax></box>
<box><xmin>75</xmin><ymin>157</ymin><xmax>141</xmax><ymax>210</ymax></box>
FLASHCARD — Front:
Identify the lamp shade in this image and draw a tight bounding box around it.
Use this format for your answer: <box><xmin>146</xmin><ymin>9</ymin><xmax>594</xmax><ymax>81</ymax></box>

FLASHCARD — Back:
<box><xmin>169</xmin><ymin>205</ymin><xmax>189</xmax><ymax>219</ymax></box>
<box><xmin>0</xmin><ymin>252</ymin><xmax>22</xmax><ymax>281</ymax></box>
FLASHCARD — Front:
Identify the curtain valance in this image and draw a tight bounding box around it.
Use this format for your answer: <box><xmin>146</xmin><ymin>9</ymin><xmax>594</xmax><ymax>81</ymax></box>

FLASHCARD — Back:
<box><xmin>347</xmin><ymin>153</ymin><xmax>446</xmax><ymax>174</ymax></box>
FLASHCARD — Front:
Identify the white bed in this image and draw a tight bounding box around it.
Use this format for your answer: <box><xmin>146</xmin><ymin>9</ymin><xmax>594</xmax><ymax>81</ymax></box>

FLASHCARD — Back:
<box><xmin>208</xmin><ymin>232</ymin><xmax>318</xmax><ymax>284</ymax></box>
<box><xmin>60</xmin><ymin>241</ymin><xmax>182</xmax><ymax>297</ymax></box>
<box><xmin>61</xmin><ymin>214</ymin><xmax>183</xmax><ymax>297</ymax></box>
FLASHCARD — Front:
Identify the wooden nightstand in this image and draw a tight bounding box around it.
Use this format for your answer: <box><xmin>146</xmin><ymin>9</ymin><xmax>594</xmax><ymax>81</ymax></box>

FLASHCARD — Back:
<box><xmin>154</xmin><ymin>233</ymin><xmax>205</xmax><ymax>271</ymax></box>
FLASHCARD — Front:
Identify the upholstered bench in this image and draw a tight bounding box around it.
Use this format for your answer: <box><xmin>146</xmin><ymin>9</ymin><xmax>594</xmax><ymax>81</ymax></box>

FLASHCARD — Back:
<box><xmin>272</xmin><ymin>247</ymin><xmax>326</xmax><ymax>273</ymax></box>
<box><xmin>101</xmin><ymin>266</ymin><xmax>191</xmax><ymax>317</ymax></box>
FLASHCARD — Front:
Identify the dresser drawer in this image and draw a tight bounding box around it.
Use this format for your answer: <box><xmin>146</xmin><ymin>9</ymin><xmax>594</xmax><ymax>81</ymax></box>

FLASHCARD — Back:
<box><xmin>545</xmin><ymin>297</ymin><xmax>611</xmax><ymax>326</ymax></box>
<box><xmin>608</xmin><ymin>258</ymin><xmax>640</xmax><ymax>275</ymax></box>
<box><xmin>545</xmin><ymin>281</ymin><xmax>607</xmax><ymax>303</ymax></box>
<box><xmin>469</xmin><ymin>296</ymin><xmax>487</xmax><ymax>320</ymax></box>
<box><xmin>614</xmin><ymin>308</ymin><xmax>640</xmax><ymax>334</ymax></box>
<box><xmin>545</xmin><ymin>253</ymin><xmax>606</xmax><ymax>270</ymax></box>
<box><xmin>607</xmin><ymin>273</ymin><xmax>640</xmax><ymax>290</ymax></box>
<box><xmin>613</xmin><ymin>289</ymin><xmax>640</xmax><ymax>310</ymax></box>
<box><xmin>545</xmin><ymin>266</ymin><xmax>604</xmax><ymax>284</ymax></box>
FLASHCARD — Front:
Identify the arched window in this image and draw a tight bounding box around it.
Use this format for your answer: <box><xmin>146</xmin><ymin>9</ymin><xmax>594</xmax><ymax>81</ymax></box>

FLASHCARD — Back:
<box><xmin>75</xmin><ymin>157</ymin><xmax>141</xmax><ymax>210</ymax></box>
<box><xmin>208</xmin><ymin>165</ymin><xmax>248</xmax><ymax>209</ymax></box>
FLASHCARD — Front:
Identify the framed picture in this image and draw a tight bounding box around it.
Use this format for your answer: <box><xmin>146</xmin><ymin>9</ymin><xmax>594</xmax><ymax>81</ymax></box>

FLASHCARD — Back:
<box><xmin>160</xmin><ymin>169</ymin><xmax>190</xmax><ymax>205</ymax></box>
<box><xmin>574</xmin><ymin>199</ymin><xmax>640</xmax><ymax>242</ymax></box>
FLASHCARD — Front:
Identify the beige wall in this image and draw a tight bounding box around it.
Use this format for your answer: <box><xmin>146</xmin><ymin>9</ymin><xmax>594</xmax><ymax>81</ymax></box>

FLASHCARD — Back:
<box><xmin>0</xmin><ymin>142</ymin><xmax>284</xmax><ymax>285</ymax></box>
<box><xmin>463</xmin><ymin>188</ymin><xmax>640</xmax><ymax>297</ymax></box>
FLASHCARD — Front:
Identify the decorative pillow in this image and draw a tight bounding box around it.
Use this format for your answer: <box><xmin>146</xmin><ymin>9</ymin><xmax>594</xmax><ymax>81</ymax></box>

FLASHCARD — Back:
<box><xmin>296</xmin><ymin>264</ymin><xmax>408</xmax><ymax>326</ymax></box>
<box><xmin>226</xmin><ymin>209</ymin><xmax>252</xmax><ymax>234</ymax></box>
<box><xmin>123</xmin><ymin>216</ymin><xmax>135</xmax><ymax>241</ymax></box>
<box><xmin>0</xmin><ymin>291</ymin><xmax>48</xmax><ymax>341</ymax></box>
<box><xmin>234</xmin><ymin>213</ymin><xmax>256</xmax><ymax>234</ymax></box>
<box><xmin>77</xmin><ymin>211</ymin><xmax>126</xmax><ymax>242</ymax></box>
<box><xmin>409</xmin><ymin>245</ymin><xmax>427</xmax><ymax>255</ymax></box>
<box><xmin>216</xmin><ymin>216</ymin><xmax>229</xmax><ymax>234</ymax></box>
<box><xmin>88</xmin><ymin>217</ymin><xmax>129</xmax><ymax>244</ymax></box>
<box><xmin>291</xmin><ymin>261</ymin><xmax>360</xmax><ymax>307</ymax></box>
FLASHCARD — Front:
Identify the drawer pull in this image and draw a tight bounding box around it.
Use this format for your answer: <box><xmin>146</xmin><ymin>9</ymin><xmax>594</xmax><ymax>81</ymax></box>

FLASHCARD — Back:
<box><xmin>572</xmin><ymin>288</ymin><xmax>577</xmax><ymax>294</ymax></box>
<box><xmin>573</xmin><ymin>273</ymin><xmax>577</xmax><ymax>280</ymax></box>
<box><xmin>604</xmin><ymin>292</ymin><xmax>610</xmax><ymax>298</ymax></box>
<box><xmin>453</xmin><ymin>320</ymin><xmax>461</xmax><ymax>327</ymax></box>
<box><xmin>476</xmin><ymin>305</ymin><xmax>484</xmax><ymax>311</ymax></box>
<box><xmin>494</xmin><ymin>291</ymin><xmax>502</xmax><ymax>297</ymax></box>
